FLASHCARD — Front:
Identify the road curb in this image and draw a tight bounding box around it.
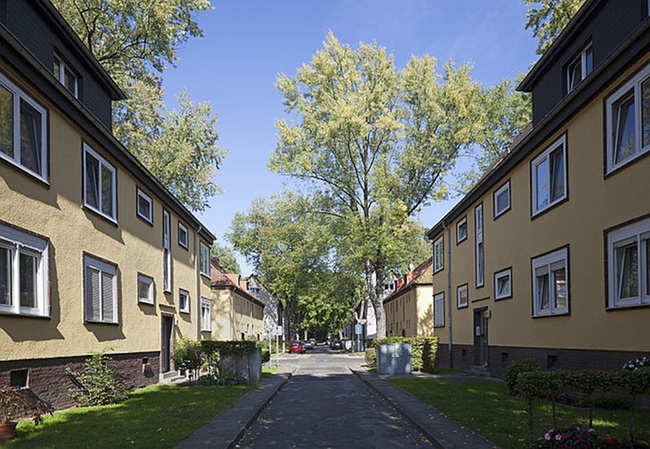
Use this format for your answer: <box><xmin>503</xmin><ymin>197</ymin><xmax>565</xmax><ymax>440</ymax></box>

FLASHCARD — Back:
<box><xmin>351</xmin><ymin>368</ymin><xmax>499</xmax><ymax>449</ymax></box>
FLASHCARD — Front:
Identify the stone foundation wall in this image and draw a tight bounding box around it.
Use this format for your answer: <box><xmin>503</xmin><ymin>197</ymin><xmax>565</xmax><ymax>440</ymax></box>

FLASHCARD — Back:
<box><xmin>0</xmin><ymin>352</ymin><xmax>160</xmax><ymax>410</ymax></box>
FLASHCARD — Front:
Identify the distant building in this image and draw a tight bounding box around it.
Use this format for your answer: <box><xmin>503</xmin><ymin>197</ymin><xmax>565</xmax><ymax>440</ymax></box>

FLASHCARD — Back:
<box><xmin>210</xmin><ymin>259</ymin><xmax>264</xmax><ymax>341</ymax></box>
<box><xmin>243</xmin><ymin>274</ymin><xmax>284</xmax><ymax>341</ymax></box>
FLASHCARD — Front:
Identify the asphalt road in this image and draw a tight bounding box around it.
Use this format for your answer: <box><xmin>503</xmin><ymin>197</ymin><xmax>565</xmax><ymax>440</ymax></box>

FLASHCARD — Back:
<box><xmin>235</xmin><ymin>344</ymin><xmax>434</xmax><ymax>449</ymax></box>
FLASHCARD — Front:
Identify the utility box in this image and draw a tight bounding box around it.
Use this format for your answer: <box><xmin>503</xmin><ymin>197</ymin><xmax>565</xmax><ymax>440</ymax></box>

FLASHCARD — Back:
<box><xmin>376</xmin><ymin>343</ymin><xmax>412</xmax><ymax>375</ymax></box>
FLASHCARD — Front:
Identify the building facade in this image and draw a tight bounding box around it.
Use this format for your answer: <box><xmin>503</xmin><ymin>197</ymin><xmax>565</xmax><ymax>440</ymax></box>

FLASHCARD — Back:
<box><xmin>0</xmin><ymin>1</ymin><xmax>215</xmax><ymax>409</ymax></box>
<box><xmin>210</xmin><ymin>260</ymin><xmax>264</xmax><ymax>341</ymax></box>
<box><xmin>383</xmin><ymin>259</ymin><xmax>433</xmax><ymax>338</ymax></box>
<box><xmin>427</xmin><ymin>0</ymin><xmax>650</xmax><ymax>377</ymax></box>
<box><xmin>244</xmin><ymin>274</ymin><xmax>283</xmax><ymax>340</ymax></box>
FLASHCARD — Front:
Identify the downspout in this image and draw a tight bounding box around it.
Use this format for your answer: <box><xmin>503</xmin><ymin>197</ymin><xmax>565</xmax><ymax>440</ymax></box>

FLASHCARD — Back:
<box><xmin>194</xmin><ymin>225</ymin><xmax>202</xmax><ymax>340</ymax></box>
<box><xmin>442</xmin><ymin>221</ymin><xmax>453</xmax><ymax>369</ymax></box>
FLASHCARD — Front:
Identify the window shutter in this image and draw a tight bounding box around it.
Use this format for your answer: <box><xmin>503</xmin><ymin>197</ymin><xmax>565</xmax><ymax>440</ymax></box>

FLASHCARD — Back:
<box><xmin>101</xmin><ymin>271</ymin><xmax>114</xmax><ymax>322</ymax></box>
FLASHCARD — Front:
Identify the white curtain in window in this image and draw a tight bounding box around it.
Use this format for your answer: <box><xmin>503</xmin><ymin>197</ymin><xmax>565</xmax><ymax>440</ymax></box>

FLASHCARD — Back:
<box><xmin>20</xmin><ymin>99</ymin><xmax>42</xmax><ymax>175</ymax></box>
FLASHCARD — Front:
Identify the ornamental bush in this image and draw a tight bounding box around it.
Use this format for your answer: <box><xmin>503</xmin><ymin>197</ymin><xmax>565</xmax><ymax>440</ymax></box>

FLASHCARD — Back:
<box><xmin>504</xmin><ymin>358</ymin><xmax>540</xmax><ymax>396</ymax></box>
<box><xmin>66</xmin><ymin>350</ymin><xmax>129</xmax><ymax>406</ymax></box>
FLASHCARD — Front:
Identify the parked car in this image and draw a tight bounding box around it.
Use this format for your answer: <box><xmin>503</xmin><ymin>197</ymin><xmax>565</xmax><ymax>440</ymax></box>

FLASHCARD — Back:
<box><xmin>309</xmin><ymin>338</ymin><xmax>317</xmax><ymax>347</ymax></box>
<box><xmin>302</xmin><ymin>340</ymin><xmax>314</xmax><ymax>350</ymax></box>
<box><xmin>329</xmin><ymin>339</ymin><xmax>342</xmax><ymax>350</ymax></box>
<box><xmin>289</xmin><ymin>341</ymin><xmax>305</xmax><ymax>354</ymax></box>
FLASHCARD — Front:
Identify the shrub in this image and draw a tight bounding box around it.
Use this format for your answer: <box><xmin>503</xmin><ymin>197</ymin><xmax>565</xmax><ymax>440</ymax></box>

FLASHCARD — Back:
<box><xmin>365</xmin><ymin>348</ymin><xmax>377</xmax><ymax>368</ymax></box>
<box><xmin>592</xmin><ymin>393</ymin><xmax>632</xmax><ymax>410</ymax></box>
<box><xmin>261</xmin><ymin>348</ymin><xmax>270</xmax><ymax>363</ymax></box>
<box><xmin>504</xmin><ymin>358</ymin><xmax>539</xmax><ymax>396</ymax></box>
<box><xmin>172</xmin><ymin>338</ymin><xmax>204</xmax><ymax>379</ymax></box>
<box><xmin>66</xmin><ymin>350</ymin><xmax>129</xmax><ymax>406</ymax></box>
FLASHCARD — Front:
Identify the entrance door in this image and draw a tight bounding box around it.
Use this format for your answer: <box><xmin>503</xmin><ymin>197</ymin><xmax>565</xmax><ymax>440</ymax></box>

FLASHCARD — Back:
<box><xmin>473</xmin><ymin>308</ymin><xmax>488</xmax><ymax>366</ymax></box>
<box><xmin>161</xmin><ymin>315</ymin><xmax>174</xmax><ymax>373</ymax></box>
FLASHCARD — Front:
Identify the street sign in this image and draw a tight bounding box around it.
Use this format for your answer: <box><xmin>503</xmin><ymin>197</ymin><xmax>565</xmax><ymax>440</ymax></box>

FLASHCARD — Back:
<box><xmin>355</xmin><ymin>324</ymin><xmax>362</xmax><ymax>335</ymax></box>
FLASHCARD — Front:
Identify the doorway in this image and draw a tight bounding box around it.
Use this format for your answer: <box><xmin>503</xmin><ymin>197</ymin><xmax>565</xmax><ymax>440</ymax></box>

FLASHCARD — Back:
<box><xmin>473</xmin><ymin>308</ymin><xmax>488</xmax><ymax>367</ymax></box>
<box><xmin>161</xmin><ymin>315</ymin><xmax>174</xmax><ymax>373</ymax></box>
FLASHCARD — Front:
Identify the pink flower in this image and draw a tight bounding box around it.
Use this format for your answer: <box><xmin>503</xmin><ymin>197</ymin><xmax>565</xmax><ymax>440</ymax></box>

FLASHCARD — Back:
<box><xmin>556</xmin><ymin>434</ymin><xmax>563</xmax><ymax>441</ymax></box>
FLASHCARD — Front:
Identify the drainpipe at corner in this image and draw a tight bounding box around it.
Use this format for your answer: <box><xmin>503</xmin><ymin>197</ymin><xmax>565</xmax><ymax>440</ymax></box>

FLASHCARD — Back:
<box><xmin>442</xmin><ymin>221</ymin><xmax>453</xmax><ymax>369</ymax></box>
<box><xmin>195</xmin><ymin>225</ymin><xmax>202</xmax><ymax>340</ymax></box>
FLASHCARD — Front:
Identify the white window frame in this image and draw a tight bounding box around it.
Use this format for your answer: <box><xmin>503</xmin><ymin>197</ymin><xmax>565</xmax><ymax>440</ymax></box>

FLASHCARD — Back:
<box><xmin>494</xmin><ymin>268</ymin><xmax>512</xmax><ymax>300</ymax></box>
<box><xmin>433</xmin><ymin>236</ymin><xmax>444</xmax><ymax>273</ymax></box>
<box><xmin>53</xmin><ymin>55</ymin><xmax>78</xmax><ymax>97</ymax></box>
<box><xmin>83</xmin><ymin>143</ymin><xmax>116</xmax><ymax>221</ymax></box>
<box><xmin>83</xmin><ymin>254</ymin><xmax>118</xmax><ymax>324</ymax></box>
<box><xmin>531</xmin><ymin>136</ymin><xmax>567</xmax><ymax>216</ymax></box>
<box><xmin>179</xmin><ymin>289</ymin><xmax>190</xmax><ymax>313</ymax></box>
<box><xmin>200</xmin><ymin>242</ymin><xmax>210</xmax><ymax>277</ymax></box>
<box><xmin>137</xmin><ymin>273</ymin><xmax>154</xmax><ymax>305</ymax></box>
<box><xmin>456</xmin><ymin>216</ymin><xmax>467</xmax><ymax>244</ymax></box>
<box><xmin>567</xmin><ymin>44</ymin><xmax>593</xmax><ymax>93</ymax></box>
<box><xmin>606</xmin><ymin>217</ymin><xmax>650</xmax><ymax>309</ymax></box>
<box><xmin>493</xmin><ymin>181</ymin><xmax>511</xmax><ymax>219</ymax></box>
<box><xmin>433</xmin><ymin>292</ymin><xmax>445</xmax><ymax>327</ymax></box>
<box><xmin>0</xmin><ymin>74</ymin><xmax>48</xmax><ymax>181</ymax></box>
<box><xmin>475</xmin><ymin>203</ymin><xmax>484</xmax><ymax>287</ymax></box>
<box><xmin>178</xmin><ymin>222</ymin><xmax>189</xmax><ymax>249</ymax></box>
<box><xmin>457</xmin><ymin>284</ymin><xmax>468</xmax><ymax>309</ymax></box>
<box><xmin>200</xmin><ymin>297</ymin><xmax>211</xmax><ymax>331</ymax></box>
<box><xmin>605</xmin><ymin>64</ymin><xmax>650</xmax><ymax>174</ymax></box>
<box><xmin>162</xmin><ymin>210</ymin><xmax>171</xmax><ymax>293</ymax></box>
<box><xmin>136</xmin><ymin>188</ymin><xmax>153</xmax><ymax>224</ymax></box>
<box><xmin>531</xmin><ymin>247</ymin><xmax>569</xmax><ymax>317</ymax></box>
<box><xmin>0</xmin><ymin>223</ymin><xmax>49</xmax><ymax>317</ymax></box>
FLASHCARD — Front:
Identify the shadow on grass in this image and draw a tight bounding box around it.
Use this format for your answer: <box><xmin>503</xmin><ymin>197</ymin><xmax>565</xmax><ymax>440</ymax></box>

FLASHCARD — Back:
<box><xmin>4</xmin><ymin>383</ymin><xmax>252</xmax><ymax>449</ymax></box>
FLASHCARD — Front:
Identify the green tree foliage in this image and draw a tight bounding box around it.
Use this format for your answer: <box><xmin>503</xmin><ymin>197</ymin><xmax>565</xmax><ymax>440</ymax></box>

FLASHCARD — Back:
<box><xmin>211</xmin><ymin>242</ymin><xmax>242</xmax><ymax>274</ymax></box>
<box><xmin>228</xmin><ymin>192</ymin><xmax>361</xmax><ymax>339</ymax></box>
<box><xmin>52</xmin><ymin>0</ymin><xmax>226</xmax><ymax>212</ymax></box>
<box><xmin>524</xmin><ymin>0</ymin><xmax>587</xmax><ymax>55</ymax></box>
<box><xmin>270</xmin><ymin>33</ymin><xmax>519</xmax><ymax>338</ymax></box>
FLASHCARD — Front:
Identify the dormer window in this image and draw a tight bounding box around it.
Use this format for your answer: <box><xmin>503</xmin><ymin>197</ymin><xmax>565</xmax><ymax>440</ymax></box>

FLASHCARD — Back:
<box><xmin>53</xmin><ymin>55</ymin><xmax>78</xmax><ymax>97</ymax></box>
<box><xmin>567</xmin><ymin>44</ymin><xmax>593</xmax><ymax>93</ymax></box>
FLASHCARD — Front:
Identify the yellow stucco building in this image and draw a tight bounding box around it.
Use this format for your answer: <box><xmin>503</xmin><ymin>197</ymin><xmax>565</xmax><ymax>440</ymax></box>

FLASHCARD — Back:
<box><xmin>427</xmin><ymin>0</ymin><xmax>650</xmax><ymax>377</ymax></box>
<box><xmin>384</xmin><ymin>258</ymin><xmax>433</xmax><ymax>338</ymax></box>
<box><xmin>0</xmin><ymin>1</ymin><xmax>215</xmax><ymax>408</ymax></box>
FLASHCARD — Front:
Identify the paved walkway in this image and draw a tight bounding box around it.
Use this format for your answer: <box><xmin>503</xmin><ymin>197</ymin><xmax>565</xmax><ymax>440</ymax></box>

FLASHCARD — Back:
<box><xmin>176</xmin><ymin>350</ymin><xmax>500</xmax><ymax>449</ymax></box>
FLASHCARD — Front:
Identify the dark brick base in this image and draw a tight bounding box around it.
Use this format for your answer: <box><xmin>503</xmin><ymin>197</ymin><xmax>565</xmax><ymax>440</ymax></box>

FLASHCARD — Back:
<box><xmin>0</xmin><ymin>352</ymin><xmax>160</xmax><ymax>410</ymax></box>
<box><xmin>437</xmin><ymin>344</ymin><xmax>648</xmax><ymax>378</ymax></box>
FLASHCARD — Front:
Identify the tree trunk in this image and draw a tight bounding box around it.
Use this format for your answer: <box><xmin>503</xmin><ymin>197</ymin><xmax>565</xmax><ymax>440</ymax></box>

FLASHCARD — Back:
<box><xmin>366</xmin><ymin>260</ymin><xmax>386</xmax><ymax>339</ymax></box>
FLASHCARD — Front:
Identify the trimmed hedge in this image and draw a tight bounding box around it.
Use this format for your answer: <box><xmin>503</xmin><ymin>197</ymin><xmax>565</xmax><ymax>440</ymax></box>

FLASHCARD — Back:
<box><xmin>376</xmin><ymin>336</ymin><xmax>438</xmax><ymax>373</ymax></box>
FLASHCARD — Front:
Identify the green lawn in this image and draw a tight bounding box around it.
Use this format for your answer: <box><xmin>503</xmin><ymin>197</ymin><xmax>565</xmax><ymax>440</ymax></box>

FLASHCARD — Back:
<box><xmin>391</xmin><ymin>378</ymin><xmax>650</xmax><ymax>449</ymax></box>
<box><xmin>2</xmin><ymin>383</ymin><xmax>253</xmax><ymax>449</ymax></box>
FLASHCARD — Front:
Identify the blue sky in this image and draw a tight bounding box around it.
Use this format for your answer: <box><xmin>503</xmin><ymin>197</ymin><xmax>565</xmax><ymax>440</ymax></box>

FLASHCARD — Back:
<box><xmin>162</xmin><ymin>0</ymin><xmax>539</xmax><ymax>274</ymax></box>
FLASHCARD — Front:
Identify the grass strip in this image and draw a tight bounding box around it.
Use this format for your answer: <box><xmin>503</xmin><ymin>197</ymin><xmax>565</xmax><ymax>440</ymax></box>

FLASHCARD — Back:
<box><xmin>3</xmin><ymin>383</ymin><xmax>253</xmax><ymax>449</ymax></box>
<box><xmin>391</xmin><ymin>377</ymin><xmax>650</xmax><ymax>449</ymax></box>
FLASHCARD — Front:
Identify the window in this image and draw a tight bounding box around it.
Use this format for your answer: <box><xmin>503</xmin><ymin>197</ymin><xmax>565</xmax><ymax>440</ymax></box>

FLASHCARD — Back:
<box><xmin>567</xmin><ymin>44</ymin><xmax>593</xmax><ymax>93</ymax></box>
<box><xmin>201</xmin><ymin>298</ymin><xmax>211</xmax><ymax>331</ymax></box>
<box><xmin>0</xmin><ymin>223</ymin><xmax>49</xmax><ymax>317</ymax></box>
<box><xmin>605</xmin><ymin>65</ymin><xmax>650</xmax><ymax>174</ymax></box>
<box><xmin>532</xmin><ymin>247</ymin><xmax>569</xmax><ymax>317</ymax></box>
<box><xmin>493</xmin><ymin>181</ymin><xmax>511</xmax><ymax>218</ymax></box>
<box><xmin>433</xmin><ymin>236</ymin><xmax>444</xmax><ymax>273</ymax></box>
<box><xmin>178</xmin><ymin>222</ymin><xmax>189</xmax><ymax>249</ymax></box>
<box><xmin>53</xmin><ymin>55</ymin><xmax>78</xmax><ymax>97</ymax></box>
<box><xmin>0</xmin><ymin>74</ymin><xmax>48</xmax><ymax>181</ymax></box>
<box><xmin>84</xmin><ymin>254</ymin><xmax>117</xmax><ymax>323</ymax></box>
<box><xmin>456</xmin><ymin>216</ymin><xmax>467</xmax><ymax>244</ymax></box>
<box><xmin>531</xmin><ymin>136</ymin><xmax>567</xmax><ymax>216</ymax></box>
<box><xmin>83</xmin><ymin>143</ymin><xmax>116</xmax><ymax>221</ymax></box>
<box><xmin>457</xmin><ymin>284</ymin><xmax>468</xmax><ymax>309</ymax></box>
<box><xmin>137</xmin><ymin>274</ymin><xmax>154</xmax><ymax>305</ymax></box>
<box><xmin>179</xmin><ymin>289</ymin><xmax>190</xmax><ymax>313</ymax></box>
<box><xmin>136</xmin><ymin>188</ymin><xmax>153</xmax><ymax>224</ymax></box>
<box><xmin>433</xmin><ymin>292</ymin><xmax>445</xmax><ymax>327</ymax></box>
<box><xmin>494</xmin><ymin>268</ymin><xmax>512</xmax><ymax>300</ymax></box>
<box><xmin>606</xmin><ymin>217</ymin><xmax>650</xmax><ymax>309</ymax></box>
<box><xmin>475</xmin><ymin>204</ymin><xmax>484</xmax><ymax>287</ymax></box>
<box><xmin>162</xmin><ymin>210</ymin><xmax>171</xmax><ymax>292</ymax></box>
<box><xmin>200</xmin><ymin>242</ymin><xmax>210</xmax><ymax>276</ymax></box>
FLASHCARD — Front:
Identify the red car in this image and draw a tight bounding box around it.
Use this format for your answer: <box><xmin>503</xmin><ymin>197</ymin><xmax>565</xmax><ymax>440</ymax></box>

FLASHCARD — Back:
<box><xmin>289</xmin><ymin>341</ymin><xmax>305</xmax><ymax>354</ymax></box>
